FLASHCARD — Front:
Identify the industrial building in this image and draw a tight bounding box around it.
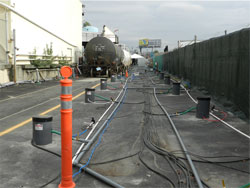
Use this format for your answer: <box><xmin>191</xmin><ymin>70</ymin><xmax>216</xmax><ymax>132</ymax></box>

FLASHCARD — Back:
<box><xmin>0</xmin><ymin>0</ymin><xmax>82</xmax><ymax>84</ymax></box>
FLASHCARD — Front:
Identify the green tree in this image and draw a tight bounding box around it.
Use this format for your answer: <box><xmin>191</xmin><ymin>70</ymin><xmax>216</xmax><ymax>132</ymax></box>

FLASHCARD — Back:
<box><xmin>29</xmin><ymin>48</ymin><xmax>42</xmax><ymax>68</ymax></box>
<box><xmin>29</xmin><ymin>43</ymin><xmax>56</xmax><ymax>68</ymax></box>
<box><xmin>42</xmin><ymin>43</ymin><xmax>56</xmax><ymax>67</ymax></box>
<box><xmin>83</xmin><ymin>21</ymin><xmax>91</xmax><ymax>27</ymax></box>
<box><xmin>154</xmin><ymin>50</ymin><xmax>159</xmax><ymax>54</ymax></box>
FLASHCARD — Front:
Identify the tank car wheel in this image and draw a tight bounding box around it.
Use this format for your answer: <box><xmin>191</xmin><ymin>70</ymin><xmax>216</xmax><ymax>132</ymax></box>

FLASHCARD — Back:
<box><xmin>90</xmin><ymin>68</ymin><xmax>94</xmax><ymax>77</ymax></box>
<box><xmin>106</xmin><ymin>69</ymin><xmax>109</xmax><ymax>77</ymax></box>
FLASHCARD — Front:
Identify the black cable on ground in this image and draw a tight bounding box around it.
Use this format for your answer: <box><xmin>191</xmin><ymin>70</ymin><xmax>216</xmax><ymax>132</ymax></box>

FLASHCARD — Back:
<box><xmin>138</xmin><ymin>149</ymin><xmax>176</xmax><ymax>188</ymax></box>
<box><xmin>112</xmin><ymin>111</ymin><xmax>142</xmax><ymax>119</ymax></box>
<box><xmin>143</xmin><ymin>81</ymin><xmax>210</xmax><ymax>188</ymax></box>
<box><xmin>143</xmin><ymin>110</ymin><xmax>165</xmax><ymax>116</ymax></box>
<box><xmin>141</xmin><ymin>89</ymin><xmax>187</xmax><ymax>187</ymax></box>
<box><xmin>114</xmin><ymin>101</ymin><xmax>145</xmax><ymax>104</ymax></box>
<box><xmin>184</xmin><ymin>155</ymin><xmax>250</xmax><ymax>174</ymax></box>
<box><xmin>154</xmin><ymin>141</ymin><xmax>250</xmax><ymax>174</ymax></box>
<box><xmin>31</xmin><ymin>139</ymin><xmax>61</xmax><ymax>158</ymax></box>
<box><xmin>171</xmin><ymin>150</ymin><xmax>250</xmax><ymax>163</ymax></box>
<box><xmin>40</xmin><ymin>174</ymin><xmax>61</xmax><ymax>188</ymax></box>
<box><xmin>89</xmin><ymin>151</ymin><xmax>140</xmax><ymax>165</ymax></box>
<box><xmin>31</xmin><ymin>139</ymin><xmax>61</xmax><ymax>187</ymax></box>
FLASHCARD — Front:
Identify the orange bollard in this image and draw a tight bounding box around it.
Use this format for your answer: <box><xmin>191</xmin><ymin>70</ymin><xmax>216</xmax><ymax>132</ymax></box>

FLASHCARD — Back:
<box><xmin>59</xmin><ymin>66</ymin><xmax>75</xmax><ymax>188</ymax></box>
<box><xmin>125</xmin><ymin>70</ymin><xmax>128</xmax><ymax>78</ymax></box>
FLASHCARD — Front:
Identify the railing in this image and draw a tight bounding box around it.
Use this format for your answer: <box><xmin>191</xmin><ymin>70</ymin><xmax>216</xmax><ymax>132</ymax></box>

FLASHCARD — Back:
<box><xmin>16</xmin><ymin>54</ymin><xmax>72</xmax><ymax>62</ymax></box>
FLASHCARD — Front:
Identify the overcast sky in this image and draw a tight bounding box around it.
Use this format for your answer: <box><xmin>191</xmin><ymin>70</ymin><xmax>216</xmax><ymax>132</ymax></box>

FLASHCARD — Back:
<box><xmin>82</xmin><ymin>1</ymin><xmax>250</xmax><ymax>51</ymax></box>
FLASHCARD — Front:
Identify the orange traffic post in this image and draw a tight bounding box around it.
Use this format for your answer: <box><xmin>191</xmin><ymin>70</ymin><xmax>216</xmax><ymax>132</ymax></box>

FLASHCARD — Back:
<box><xmin>59</xmin><ymin>66</ymin><xmax>75</xmax><ymax>188</ymax></box>
<box><xmin>125</xmin><ymin>70</ymin><xmax>128</xmax><ymax>78</ymax></box>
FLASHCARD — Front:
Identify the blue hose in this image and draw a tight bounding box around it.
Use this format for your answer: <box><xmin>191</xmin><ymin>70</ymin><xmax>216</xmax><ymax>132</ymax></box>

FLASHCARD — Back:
<box><xmin>73</xmin><ymin>88</ymin><xmax>128</xmax><ymax>177</ymax></box>
<box><xmin>72</xmin><ymin>129</ymin><xmax>88</xmax><ymax>138</ymax></box>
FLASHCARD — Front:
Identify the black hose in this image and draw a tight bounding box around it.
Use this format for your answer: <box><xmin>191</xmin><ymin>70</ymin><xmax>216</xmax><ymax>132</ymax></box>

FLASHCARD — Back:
<box><xmin>31</xmin><ymin>139</ymin><xmax>61</xmax><ymax>158</ymax></box>
<box><xmin>138</xmin><ymin>149</ymin><xmax>176</xmax><ymax>188</ymax></box>
<box><xmin>89</xmin><ymin>152</ymin><xmax>140</xmax><ymax>165</ymax></box>
<box><xmin>31</xmin><ymin>139</ymin><xmax>61</xmax><ymax>187</ymax></box>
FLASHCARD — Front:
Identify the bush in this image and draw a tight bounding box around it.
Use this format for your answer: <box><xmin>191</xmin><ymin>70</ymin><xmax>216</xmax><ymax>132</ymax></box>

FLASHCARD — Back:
<box><xmin>29</xmin><ymin>43</ymin><xmax>56</xmax><ymax>68</ymax></box>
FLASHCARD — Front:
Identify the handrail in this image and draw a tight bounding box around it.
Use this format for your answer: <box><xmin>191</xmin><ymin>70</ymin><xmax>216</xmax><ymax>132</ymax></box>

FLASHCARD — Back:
<box><xmin>0</xmin><ymin>2</ymin><xmax>77</xmax><ymax>48</ymax></box>
<box><xmin>16</xmin><ymin>54</ymin><xmax>71</xmax><ymax>57</ymax></box>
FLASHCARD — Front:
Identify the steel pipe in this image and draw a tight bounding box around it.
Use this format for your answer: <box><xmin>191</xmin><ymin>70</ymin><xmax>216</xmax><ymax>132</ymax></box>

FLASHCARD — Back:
<box><xmin>72</xmin><ymin>79</ymin><xmax>129</xmax><ymax>163</ymax></box>
<box><xmin>74</xmin><ymin>87</ymin><xmax>128</xmax><ymax>164</ymax></box>
<box><xmin>153</xmin><ymin>88</ymin><xmax>204</xmax><ymax>188</ymax></box>
<box><xmin>74</xmin><ymin>164</ymin><xmax>124</xmax><ymax>188</ymax></box>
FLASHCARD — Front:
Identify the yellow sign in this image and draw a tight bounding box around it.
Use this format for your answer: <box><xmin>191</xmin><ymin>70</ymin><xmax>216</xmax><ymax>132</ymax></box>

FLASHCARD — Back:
<box><xmin>139</xmin><ymin>39</ymin><xmax>149</xmax><ymax>47</ymax></box>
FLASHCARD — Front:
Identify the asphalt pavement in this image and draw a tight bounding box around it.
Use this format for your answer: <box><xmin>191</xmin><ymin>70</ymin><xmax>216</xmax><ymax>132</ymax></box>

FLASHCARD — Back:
<box><xmin>0</xmin><ymin>66</ymin><xmax>249</xmax><ymax>188</ymax></box>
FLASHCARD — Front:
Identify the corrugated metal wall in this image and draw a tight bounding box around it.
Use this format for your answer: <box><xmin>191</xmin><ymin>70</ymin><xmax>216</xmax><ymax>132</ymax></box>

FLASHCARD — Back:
<box><xmin>163</xmin><ymin>28</ymin><xmax>249</xmax><ymax>118</ymax></box>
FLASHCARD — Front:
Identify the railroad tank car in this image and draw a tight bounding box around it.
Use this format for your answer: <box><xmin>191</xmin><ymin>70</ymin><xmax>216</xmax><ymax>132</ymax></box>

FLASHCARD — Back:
<box><xmin>84</xmin><ymin>36</ymin><xmax>125</xmax><ymax>77</ymax></box>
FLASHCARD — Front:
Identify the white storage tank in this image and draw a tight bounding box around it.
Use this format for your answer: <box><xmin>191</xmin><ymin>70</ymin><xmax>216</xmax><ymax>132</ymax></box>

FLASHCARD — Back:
<box><xmin>122</xmin><ymin>49</ymin><xmax>132</xmax><ymax>67</ymax></box>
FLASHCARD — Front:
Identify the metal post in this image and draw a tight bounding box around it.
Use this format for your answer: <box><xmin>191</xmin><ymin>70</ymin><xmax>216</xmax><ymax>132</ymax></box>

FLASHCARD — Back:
<box><xmin>67</xmin><ymin>48</ymin><xmax>72</xmax><ymax>64</ymax></box>
<box><xmin>57</xmin><ymin>68</ymin><xmax>62</xmax><ymax>79</ymax></box>
<box><xmin>36</xmin><ymin>68</ymin><xmax>40</xmax><ymax>83</ymax></box>
<box><xmin>13</xmin><ymin>29</ymin><xmax>16</xmax><ymax>83</ymax></box>
<box><xmin>59</xmin><ymin>66</ymin><xmax>75</xmax><ymax>188</ymax></box>
<box><xmin>194</xmin><ymin>35</ymin><xmax>197</xmax><ymax>43</ymax></box>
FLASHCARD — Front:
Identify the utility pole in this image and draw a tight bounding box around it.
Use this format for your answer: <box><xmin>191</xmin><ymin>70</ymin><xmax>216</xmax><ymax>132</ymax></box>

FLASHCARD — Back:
<box><xmin>13</xmin><ymin>29</ymin><xmax>17</xmax><ymax>83</ymax></box>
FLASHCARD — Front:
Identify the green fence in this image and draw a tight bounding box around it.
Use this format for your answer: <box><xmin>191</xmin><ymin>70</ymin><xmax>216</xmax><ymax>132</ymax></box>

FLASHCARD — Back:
<box><xmin>162</xmin><ymin>28</ymin><xmax>249</xmax><ymax>118</ymax></box>
<box><xmin>153</xmin><ymin>53</ymin><xmax>164</xmax><ymax>72</ymax></box>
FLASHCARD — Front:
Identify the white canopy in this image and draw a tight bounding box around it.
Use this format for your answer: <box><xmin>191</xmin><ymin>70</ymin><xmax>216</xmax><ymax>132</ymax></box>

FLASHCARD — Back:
<box><xmin>131</xmin><ymin>54</ymin><xmax>144</xmax><ymax>59</ymax></box>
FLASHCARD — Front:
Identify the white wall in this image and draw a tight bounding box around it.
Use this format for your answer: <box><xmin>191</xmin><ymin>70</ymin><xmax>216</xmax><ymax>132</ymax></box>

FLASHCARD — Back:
<box><xmin>0</xmin><ymin>6</ymin><xmax>7</xmax><ymax>64</ymax></box>
<box><xmin>10</xmin><ymin>0</ymin><xmax>82</xmax><ymax>63</ymax></box>
<box><xmin>0</xmin><ymin>69</ymin><xmax>10</xmax><ymax>83</ymax></box>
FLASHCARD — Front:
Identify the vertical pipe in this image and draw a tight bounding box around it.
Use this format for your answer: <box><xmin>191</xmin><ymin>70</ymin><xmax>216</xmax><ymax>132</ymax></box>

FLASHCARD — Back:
<box><xmin>13</xmin><ymin>29</ymin><xmax>16</xmax><ymax>83</ymax></box>
<box><xmin>57</xmin><ymin>68</ymin><xmax>62</xmax><ymax>79</ymax></box>
<box><xmin>36</xmin><ymin>68</ymin><xmax>40</xmax><ymax>83</ymax></box>
<box><xmin>59</xmin><ymin>66</ymin><xmax>75</xmax><ymax>188</ymax></box>
<box><xmin>5</xmin><ymin>11</ymin><xmax>9</xmax><ymax>64</ymax></box>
